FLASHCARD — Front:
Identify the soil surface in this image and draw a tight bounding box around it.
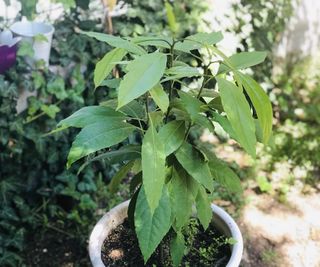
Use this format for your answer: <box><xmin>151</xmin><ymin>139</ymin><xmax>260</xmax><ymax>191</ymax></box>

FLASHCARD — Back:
<box><xmin>25</xmin><ymin>227</ymin><xmax>90</xmax><ymax>267</ymax></box>
<box><xmin>102</xmin><ymin>219</ymin><xmax>231</xmax><ymax>267</ymax></box>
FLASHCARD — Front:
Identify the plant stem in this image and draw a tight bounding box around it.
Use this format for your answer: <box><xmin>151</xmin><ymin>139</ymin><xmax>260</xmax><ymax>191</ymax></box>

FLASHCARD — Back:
<box><xmin>145</xmin><ymin>93</ymin><xmax>149</xmax><ymax>125</ymax></box>
<box><xmin>165</xmin><ymin>43</ymin><xmax>175</xmax><ymax>123</ymax></box>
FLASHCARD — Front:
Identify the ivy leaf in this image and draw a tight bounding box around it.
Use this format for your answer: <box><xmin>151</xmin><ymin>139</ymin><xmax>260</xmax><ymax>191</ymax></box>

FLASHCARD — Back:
<box><xmin>169</xmin><ymin>167</ymin><xmax>198</xmax><ymax>230</ymax></box>
<box><xmin>158</xmin><ymin>120</ymin><xmax>185</xmax><ymax>156</ymax></box>
<box><xmin>196</xmin><ymin>186</ymin><xmax>212</xmax><ymax>230</ymax></box>
<box><xmin>141</xmin><ymin>119</ymin><xmax>166</xmax><ymax>212</ymax></box>
<box><xmin>117</xmin><ymin>52</ymin><xmax>167</xmax><ymax>109</ymax></box>
<box><xmin>108</xmin><ymin>160</ymin><xmax>135</xmax><ymax>194</ymax></box>
<box><xmin>216</xmin><ymin>77</ymin><xmax>256</xmax><ymax>158</ymax></box>
<box><xmin>175</xmin><ymin>142</ymin><xmax>213</xmax><ymax>192</ymax></box>
<box><xmin>41</xmin><ymin>104</ymin><xmax>60</xmax><ymax>119</ymax></box>
<box><xmin>57</xmin><ymin>106</ymin><xmax>125</xmax><ymax>129</ymax></box>
<box><xmin>81</xmin><ymin>31</ymin><xmax>146</xmax><ymax>55</ymax></box>
<box><xmin>94</xmin><ymin>48</ymin><xmax>127</xmax><ymax>88</ymax></box>
<box><xmin>218</xmin><ymin>51</ymin><xmax>267</xmax><ymax>73</ymax></box>
<box><xmin>134</xmin><ymin>185</ymin><xmax>172</xmax><ymax>263</ymax></box>
<box><xmin>175</xmin><ymin>32</ymin><xmax>223</xmax><ymax>52</ymax></box>
<box><xmin>47</xmin><ymin>77</ymin><xmax>68</xmax><ymax>100</ymax></box>
<box><xmin>149</xmin><ymin>84</ymin><xmax>169</xmax><ymax>113</ymax></box>
<box><xmin>236</xmin><ymin>72</ymin><xmax>273</xmax><ymax>144</ymax></box>
<box><xmin>170</xmin><ymin>231</ymin><xmax>185</xmax><ymax>267</ymax></box>
<box><xmin>67</xmin><ymin>121</ymin><xmax>135</xmax><ymax>168</ymax></box>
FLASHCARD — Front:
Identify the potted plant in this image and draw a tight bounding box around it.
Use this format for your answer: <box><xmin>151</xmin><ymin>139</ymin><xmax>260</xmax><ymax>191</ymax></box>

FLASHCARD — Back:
<box><xmin>10</xmin><ymin>21</ymin><xmax>54</xmax><ymax>67</ymax></box>
<box><xmin>55</xmin><ymin>25</ymin><xmax>272</xmax><ymax>266</ymax></box>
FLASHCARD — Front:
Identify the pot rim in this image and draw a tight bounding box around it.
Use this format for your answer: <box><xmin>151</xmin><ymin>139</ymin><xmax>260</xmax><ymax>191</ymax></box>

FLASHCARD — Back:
<box><xmin>89</xmin><ymin>200</ymin><xmax>243</xmax><ymax>267</ymax></box>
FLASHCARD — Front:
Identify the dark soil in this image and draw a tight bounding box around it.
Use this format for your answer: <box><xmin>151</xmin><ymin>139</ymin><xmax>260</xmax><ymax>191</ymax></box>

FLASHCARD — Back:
<box><xmin>102</xmin><ymin>218</ymin><xmax>231</xmax><ymax>267</ymax></box>
<box><xmin>25</xmin><ymin>227</ymin><xmax>90</xmax><ymax>266</ymax></box>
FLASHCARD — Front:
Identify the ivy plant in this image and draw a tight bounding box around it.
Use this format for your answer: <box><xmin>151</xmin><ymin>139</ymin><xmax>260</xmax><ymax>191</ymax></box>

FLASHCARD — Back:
<box><xmin>57</xmin><ymin>26</ymin><xmax>273</xmax><ymax>266</ymax></box>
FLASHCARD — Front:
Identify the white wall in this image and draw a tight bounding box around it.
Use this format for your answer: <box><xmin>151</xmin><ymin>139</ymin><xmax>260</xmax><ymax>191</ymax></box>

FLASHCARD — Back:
<box><xmin>275</xmin><ymin>0</ymin><xmax>320</xmax><ymax>58</ymax></box>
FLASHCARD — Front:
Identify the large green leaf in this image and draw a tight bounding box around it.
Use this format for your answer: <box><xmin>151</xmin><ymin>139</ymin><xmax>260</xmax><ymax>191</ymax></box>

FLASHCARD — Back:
<box><xmin>134</xmin><ymin>185</ymin><xmax>172</xmax><ymax>263</ymax></box>
<box><xmin>158</xmin><ymin>121</ymin><xmax>185</xmax><ymax>156</ymax></box>
<box><xmin>162</xmin><ymin>66</ymin><xmax>201</xmax><ymax>82</ymax></box>
<box><xmin>219</xmin><ymin>51</ymin><xmax>267</xmax><ymax>73</ymax></box>
<box><xmin>94</xmin><ymin>48</ymin><xmax>127</xmax><ymax>88</ymax></box>
<box><xmin>101</xmin><ymin>99</ymin><xmax>146</xmax><ymax>120</ymax></box>
<box><xmin>131</xmin><ymin>36</ymin><xmax>173</xmax><ymax>48</ymax></box>
<box><xmin>216</xmin><ymin>77</ymin><xmax>256</xmax><ymax>158</ymax></box>
<box><xmin>108</xmin><ymin>160</ymin><xmax>135</xmax><ymax>194</ymax></box>
<box><xmin>177</xmin><ymin>91</ymin><xmax>214</xmax><ymax>132</ymax></box>
<box><xmin>141</xmin><ymin>121</ymin><xmax>166</xmax><ymax>212</ymax></box>
<box><xmin>149</xmin><ymin>84</ymin><xmax>169</xmax><ymax>113</ymax></box>
<box><xmin>81</xmin><ymin>31</ymin><xmax>146</xmax><ymax>55</ymax></box>
<box><xmin>211</xmin><ymin>112</ymin><xmax>237</xmax><ymax>140</ymax></box>
<box><xmin>175</xmin><ymin>142</ymin><xmax>213</xmax><ymax>192</ymax></box>
<box><xmin>77</xmin><ymin>145</ymin><xmax>141</xmax><ymax>174</ymax></box>
<box><xmin>236</xmin><ymin>72</ymin><xmax>273</xmax><ymax>144</ymax></box>
<box><xmin>208</xmin><ymin>159</ymin><xmax>242</xmax><ymax>193</ymax></box>
<box><xmin>196</xmin><ymin>186</ymin><xmax>212</xmax><ymax>230</ymax></box>
<box><xmin>117</xmin><ymin>52</ymin><xmax>167</xmax><ymax>109</ymax></box>
<box><xmin>67</xmin><ymin>121</ymin><xmax>135</xmax><ymax>168</ymax></box>
<box><xmin>170</xmin><ymin>231</ymin><xmax>185</xmax><ymax>267</ymax></box>
<box><xmin>175</xmin><ymin>32</ymin><xmax>223</xmax><ymax>52</ymax></box>
<box><xmin>169</xmin><ymin>168</ymin><xmax>198</xmax><ymax>229</ymax></box>
<box><xmin>57</xmin><ymin>106</ymin><xmax>125</xmax><ymax>129</ymax></box>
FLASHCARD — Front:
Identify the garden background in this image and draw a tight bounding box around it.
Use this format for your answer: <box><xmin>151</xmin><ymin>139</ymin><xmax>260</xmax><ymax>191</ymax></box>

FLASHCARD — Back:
<box><xmin>0</xmin><ymin>0</ymin><xmax>319</xmax><ymax>266</ymax></box>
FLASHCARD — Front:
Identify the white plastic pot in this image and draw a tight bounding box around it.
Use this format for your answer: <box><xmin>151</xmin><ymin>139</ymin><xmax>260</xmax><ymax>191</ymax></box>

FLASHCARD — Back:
<box><xmin>89</xmin><ymin>200</ymin><xmax>243</xmax><ymax>267</ymax></box>
<box><xmin>10</xmin><ymin>21</ymin><xmax>54</xmax><ymax>66</ymax></box>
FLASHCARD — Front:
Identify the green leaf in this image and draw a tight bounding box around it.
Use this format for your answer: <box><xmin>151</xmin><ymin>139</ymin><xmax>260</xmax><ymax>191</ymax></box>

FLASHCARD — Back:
<box><xmin>94</xmin><ymin>48</ymin><xmax>127</xmax><ymax>88</ymax></box>
<box><xmin>131</xmin><ymin>36</ymin><xmax>173</xmax><ymax>48</ymax></box>
<box><xmin>41</xmin><ymin>104</ymin><xmax>60</xmax><ymax>119</ymax></box>
<box><xmin>208</xmin><ymin>159</ymin><xmax>242</xmax><ymax>193</ymax></box>
<box><xmin>34</xmin><ymin>34</ymin><xmax>48</xmax><ymax>42</ymax></box>
<box><xmin>175</xmin><ymin>32</ymin><xmax>223</xmax><ymax>52</ymax></box>
<box><xmin>109</xmin><ymin>160</ymin><xmax>135</xmax><ymax>194</ymax></box>
<box><xmin>101</xmin><ymin>99</ymin><xmax>146</xmax><ymax>120</ymax></box>
<box><xmin>77</xmin><ymin>145</ymin><xmax>141</xmax><ymax>174</ymax></box>
<box><xmin>142</xmin><ymin>120</ymin><xmax>166</xmax><ymax>212</ymax></box>
<box><xmin>169</xmin><ymin>167</ymin><xmax>198</xmax><ymax>229</ymax></box>
<box><xmin>158</xmin><ymin>120</ymin><xmax>185</xmax><ymax>156</ymax></box>
<box><xmin>117</xmin><ymin>52</ymin><xmax>167</xmax><ymax>109</ymax></box>
<box><xmin>135</xmin><ymin>185</ymin><xmax>172</xmax><ymax>263</ymax></box>
<box><xmin>67</xmin><ymin>121</ymin><xmax>135</xmax><ymax>168</ymax></box>
<box><xmin>196</xmin><ymin>186</ymin><xmax>212</xmax><ymax>230</ymax></box>
<box><xmin>170</xmin><ymin>231</ymin><xmax>185</xmax><ymax>267</ymax></box>
<box><xmin>162</xmin><ymin>66</ymin><xmax>201</xmax><ymax>82</ymax></box>
<box><xmin>208</xmin><ymin>96</ymin><xmax>223</xmax><ymax>112</ymax></box>
<box><xmin>81</xmin><ymin>31</ymin><xmax>146</xmax><ymax>55</ymax></box>
<box><xmin>177</xmin><ymin>91</ymin><xmax>213</xmax><ymax>132</ymax></box>
<box><xmin>211</xmin><ymin>112</ymin><xmax>237</xmax><ymax>140</ymax></box>
<box><xmin>150</xmin><ymin>84</ymin><xmax>169</xmax><ymax>113</ymax></box>
<box><xmin>58</xmin><ymin>106</ymin><xmax>125</xmax><ymax>129</ymax></box>
<box><xmin>219</xmin><ymin>51</ymin><xmax>267</xmax><ymax>73</ymax></box>
<box><xmin>130</xmin><ymin>172</ymin><xmax>142</xmax><ymax>194</ymax></box>
<box><xmin>165</xmin><ymin>1</ymin><xmax>179</xmax><ymax>33</ymax></box>
<box><xmin>216</xmin><ymin>77</ymin><xmax>256</xmax><ymax>158</ymax></box>
<box><xmin>175</xmin><ymin>142</ymin><xmax>213</xmax><ymax>192</ymax></box>
<box><xmin>190</xmin><ymin>88</ymin><xmax>219</xmax><ymax>99</ymax></box>
<box><xmin>236</xmin><ymin>72</ymin><xmax>273</xmax><ymax>144</ymax></box>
